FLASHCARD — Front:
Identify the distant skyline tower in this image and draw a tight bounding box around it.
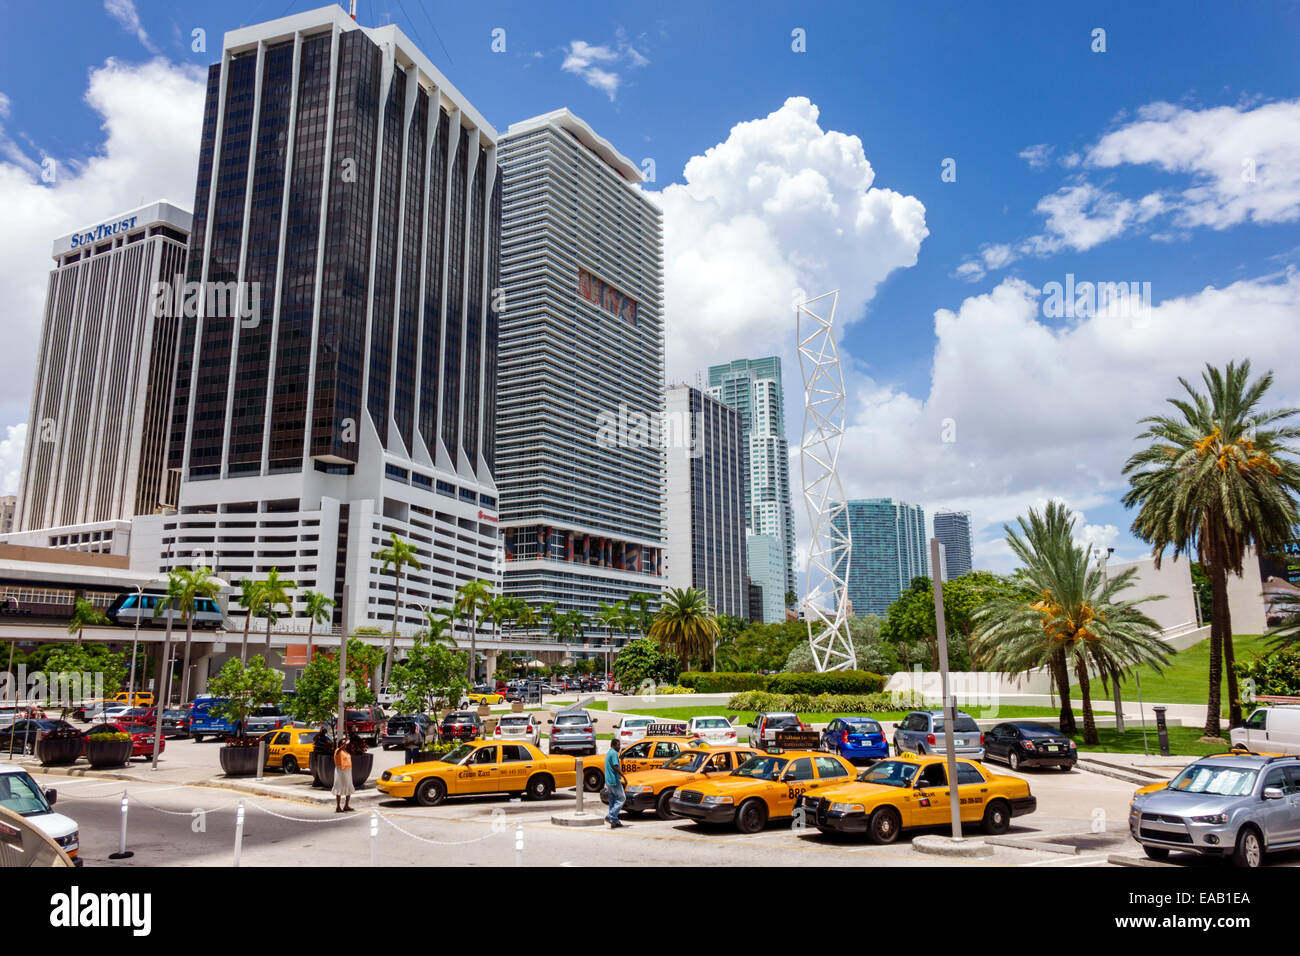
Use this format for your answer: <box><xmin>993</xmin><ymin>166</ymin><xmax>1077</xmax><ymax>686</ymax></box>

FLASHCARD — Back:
<box><xmin>835</xmin><ymin>497</ymin><xmax>929</xmax><ymax>616</ymax></box>
<box><xmin>497</xmin><ymin>109</ymin><xmax>666</xmax><ymax>618</ymax></box>
<box><xmin>933</xmin><ymin>510</ymin><xmax>973</xmax><ymax>581</ymax></box>
<box><xmin>141</xmin><ymin>6</ymin><xmax>503</xmax><ymax>632</ymax></box>
<box><xmin>707</xmin><ymin>356</ymin><xmax>796</xmax><ymax>601</ymax></box>
<box><xmin>16</xmin><ymin>201</ymin><xmax>191</xmax><ymax>538</ymax></box>
<box><xmin>665</xmin><ymin>385</ymin><xmax>748</xmax><ymax>618</ymax></box>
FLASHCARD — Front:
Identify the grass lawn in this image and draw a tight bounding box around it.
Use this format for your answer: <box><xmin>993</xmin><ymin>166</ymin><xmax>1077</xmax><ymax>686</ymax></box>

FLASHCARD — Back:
<box><xmin>1070</xmin><ymin>726</ymin><xmax>1226</xmax><ymax>758</ymax></box>
<box><xmin>1069</xmin><ymin>633</ymin><xmax>1273</xmax><ymax>708</ymax></box>
<box><xmin>602</xmin><ymin>703</ymin><xmax>1107</xmax><ymax>724</ymax></box>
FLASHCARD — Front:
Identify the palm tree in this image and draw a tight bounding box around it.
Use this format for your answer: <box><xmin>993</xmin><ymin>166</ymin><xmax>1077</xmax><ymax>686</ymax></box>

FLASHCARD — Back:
<box><xmin>649</xmin><ymin>587</ymin><xmax>720</xmax><ymax>671</ymax></box>
<box><xmin>539</xmin><ymin>602</ymin><xmax>559</xmax><ymax>641</ymax></box>
<box><xmin>1123</xmin><ymin>361</ymin><xmax>1300</xmax><ymax>736</ymax></box>
<box><xmin>513</xmin><ymin>602</ymin><xmax>538</xmax><ymax>636</ymax></box>
<box><xmin>485</xmin><ymin>593</ymin><xmax>514</xmax><ymax>643</ymax></box>
<box><xmin>972</xmin><ymin>502</ymin><xmax>1171</xmax><ymax>744</ymax></box>
<box><xmin>257</xmin><ymin>568</ymin><xmax>296</xmax><ymax>661</ymax></box>
<box><xmin>375</xmin><ymin>534</ymin><xmax>421</xmax><ymax>685</ymax></box>
<box><xmin>301</xmin><ymin>590</ymin><xmax>334</xmax><ymax>660</ymax></box>
<box><xmin>67</xmin><ymin>599</ymin><xmax>108</xmax><ymax>642</ymax></box>
<box><xmin>455</xmin><ymin>579</ymin><xmax>493</xmax><ymax>684</ymax></box>
<box><xmin>236</xmin><ymin>579</ymin><xmax>266</xmax><ymax>665</ymax></box>
<box><xmin>424</xmin><ymin>607</ymin><xmax>454</xmax><ymax>644</ymax></box>
<box><xmin>628</xmin><ymin>592</ymin><xmax>653</xmax><ymax>637</ymax></box>
<box><xmin>596</xmin><ymin>602</ymin><xmax>623</xmax><ymax>644</ymax></box>
<box><xmin>174</xmin><ymin>566</ymin><xmax>222</xmax><ymax>705</ymax></box>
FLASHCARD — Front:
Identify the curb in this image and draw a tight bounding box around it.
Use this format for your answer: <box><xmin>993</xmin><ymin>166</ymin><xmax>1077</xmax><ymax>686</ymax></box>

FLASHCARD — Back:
<box><xmin>1107</xmin><ymin>854</ymin><xmax>1172</xmax><ymax>867</ymax></box>
<box><xmin>983</xmin><ymin>834</ymin><xmax>1079</xmax><ymax>855</ymax></box>
<box><xmin>550</xmin><ymin>810</ymin><xmax>607</xmax><ymax>827</ymax></box>
<box><xmin>911</xmin><ymin>834</ymin><xmax>995</xmax><ymax>858</ymax></box>
<box><xmin>1073</xmin><ymin>759</ymin><xmax>1158</xmax><ymax>787</ymax></box>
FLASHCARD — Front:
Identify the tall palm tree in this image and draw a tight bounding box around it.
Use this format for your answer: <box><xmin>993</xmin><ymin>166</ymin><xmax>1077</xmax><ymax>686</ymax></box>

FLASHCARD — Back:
<box><xmin>375</xmin><ymin>533</ymin><xmax>422</xmax><ymax>685</ymax></box>
<box><xmin>628</xmin><ymin>592</ymin><xmax>654</xmax><ymax>637</ymax></box>
<box><xmin>1123</xmin><ymin>361</ymin><xmax>1300</xmax><ymax>736</ymax></box>
<box><xmin>972</xmin><ymin>502</ymin><xmax>1171</xmax><ymax>744</ymax></box>
<box><xmin>513</xmin><ymin>601</ymin><xmax>538</xmax><ymax>636</ymax></box>
<box><xmin>596</xmin><ymin>602</ymin><xmax>623</xmax><ymax>644</ymax></box>
<box><xmin>539</xmin><ymin>602</ymin><xmax>559</xmax><ymax>641</ymax></box>
<box><xmin>649</xmin><ymin>587</ymin><xmax>720</xmax><ymax>671</ymax></box>
<box><xmin>67</xmin><ymin>599</ymin><xmax>108</xmax><ymax>642</ymax></box>
<box><xmin>258</xmin><ymin>568</ymin><xmax>296</xmax><ymax>657</ymax></box>
<box><xmin>236</xmin><ymin>578</ymin><xmax>267</xmax><ymax>665</ymax></box>
<box><xmin>485</xmin><ymin>593</ymin><xmax>514</xmax><ymax>643</ymax></box>
<box><xmin>174</xmin><ymin>566</ymin><xmax>222</xmax><ymax>705</ymax></box>
<box><xmin>301</xmin><ymin>590</ymin><xmax>334</xmax><ymax>660</ymax></box>
<box><xmin>455</xmin><ymin>579</ymin><xmax>493</xmax><ymax>684</ymax></box>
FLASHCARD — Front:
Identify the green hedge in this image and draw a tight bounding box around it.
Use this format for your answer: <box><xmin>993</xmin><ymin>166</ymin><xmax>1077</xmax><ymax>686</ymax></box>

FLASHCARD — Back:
<box><xmin>727</xmin><ymin>690</ymin><xmax>924</xmax><ymax>714</ymax></box>
<box><xmin>677</xmin><ymin>672</ymin><xmax>769</xmax><ymax>693</ymax></box>
<box><xmin>679</xmin><ymin>670</ymin><xmax>886</xmax><ymax>695</ymax></box>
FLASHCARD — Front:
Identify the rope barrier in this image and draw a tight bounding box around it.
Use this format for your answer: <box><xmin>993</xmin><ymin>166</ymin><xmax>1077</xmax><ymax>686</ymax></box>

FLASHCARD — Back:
<box><xmin>375</xmin><ymin>809</ymin><xmax>501</xmax><ymax>846</ymax></box>
<box><xmin>247</xmin><ymin>802</ymin><xmax>362</xmax><ymax>824</ymax></box>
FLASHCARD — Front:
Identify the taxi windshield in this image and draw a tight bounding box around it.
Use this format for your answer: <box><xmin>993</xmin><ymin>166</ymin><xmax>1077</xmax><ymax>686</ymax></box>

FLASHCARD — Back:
<box><xmin>1167</xmin><ymin>763</ymin><xmax>1259</xmax><ymax>796</ymax></box>
<box><xmin>856</xmin><ymin>760</ymin><xmax>920</xmax><ymax>787</ymax></box>
<box><xmin>664</xmin><ymin>752</ymin><xmax>708</xmax><ymax>773</ymax></box>
<box><xmin>439</xmin><ymin>744</ymin><xmax>475</xmax><ymax>764</ymax></box>
<box><xmin>732</xmin><ymin>755</ymin><xmax>788</xmax><ymax>780</ymax></box>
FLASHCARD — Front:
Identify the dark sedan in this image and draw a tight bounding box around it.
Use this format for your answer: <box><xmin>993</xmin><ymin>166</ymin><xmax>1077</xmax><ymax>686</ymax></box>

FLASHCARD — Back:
<box><xmin>438</xmin><ymin>711</ymin><xmax>483</xmax><ymax>742</ymax></box>
<box><xmin>1</xmin><ymin>719</ymin><xmax>79</xmax><ymax>755</ymax></box>
<box><xmin>983</xmin><ymin>722</ymin><xmax>1076</xmax><ymax>771</ymax></box>
<box><xmin>160</xmin><ymin>709</ymin><xmax>191</xmax><ymax>738</ymax></box>
<box><xmin>382</xmin><ymin>714</ymin><xmax>435</xmax><ymax>750</ymax></box>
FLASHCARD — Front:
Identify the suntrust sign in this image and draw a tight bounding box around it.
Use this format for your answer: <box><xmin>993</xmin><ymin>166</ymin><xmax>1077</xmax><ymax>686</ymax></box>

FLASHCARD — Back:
<box><xmin>68</xmin><ymin>215</ymin><xmax>138</xmax><ymax>248</ymax></box>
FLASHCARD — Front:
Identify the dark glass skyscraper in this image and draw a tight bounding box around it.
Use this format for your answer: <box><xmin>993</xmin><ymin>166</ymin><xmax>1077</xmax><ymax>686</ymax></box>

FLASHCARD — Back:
<box><xmin>144</xmin><ymin>7</ymin><xmax>502</xmax><ymax>632</ymax></box>
<box><xmin>933</xmin><ymin>510</ymin><xmax>973</xmax><ymax>581</ymax></box>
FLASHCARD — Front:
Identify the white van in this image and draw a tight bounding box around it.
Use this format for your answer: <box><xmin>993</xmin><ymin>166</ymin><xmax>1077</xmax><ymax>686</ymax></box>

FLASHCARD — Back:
<box><xmin>1230</xmin><ymin>706</ymin><xmax>1300</xmax><ymax>755</ymax></box>
<box><xmin>0</xmin><ymin>764</ymin><xmax>80</xmax><ymax>863</ymax></box>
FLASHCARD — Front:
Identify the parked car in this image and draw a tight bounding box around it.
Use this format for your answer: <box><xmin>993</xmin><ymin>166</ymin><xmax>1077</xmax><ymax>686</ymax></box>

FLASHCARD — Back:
<box><xmin>72</xmin><ymin>699</ymin><xmax>118</xmax><ymax>722</ymax></box>
<box><xmin>88</xmin><ymin>722</ymin><xmax>164</xmax><ymax>759</ymax></box>
<box><xmin>382</xmin><ymin>714</ymin><xmax>435</xmax><ymax>750</ymax></box>
<box><xmin>613</xmin><ymin>716</ymin><xmax>660</xmax><ymax>746</ymax></box>
<box><xmin>1231</xmin><ymin>706</ymin><xmax>1300</xmax><ymax>756</ymax></box>
<box><xmin>189</xmin><ymin>696</ymin><xmax>236</xmax><ymax>742</ymax></box>
<box><xmin>494</xmin><ymin>712</ymin><xmax>541</xmax><ymax>746</ymax></box>
<box><xmin>822</xmin><ymin>717</ymin><xmax>890</xmax><ymax>763</ymax></box>
<box><xmin>345</xmin><ymin>706</ymin><xmax>388</xmax><ymax>747</ymax></box>
<box><xmin>0</xmin><ymin>764</ymin><xmax>80</xmax><ymax>862</ymax></box>
<box><xmin>548</xmin><ymin>710</ymin><xmax>598</xmax><ymax>756</ymax></box>
<box><xmin>687</xmin><ymin>716</ymin><xmax>739</xmax><ymax>747</ymax></box>
<box><xmin>244</xmin><ymin>706</ymin><xmax>294</xmax><ymax>736</ymax></box>
<box><xmin>160</xmin><ymin>709</ymin><xmax>191</xmax><ymax>739</ymax></box>
<box><xmin>747</xmin><ymin>712</ymin><xmax>811</xmax><ymax>749</ymax></box>
<box><xmin>983</xmin><ymin>722</ymin><xmax>1076</xmax><ymax>771</ymax></box>
<box><xmin>261</xmin><ymin>727</ymin><xmax>321</xmax><ymax>774</ymax></box>
<box><xmin>1129</xmin><ymin>752</ymin><xmax>1300</xmax><ymax>867</ymax></box>
<box><xmin>1</xmin><ymin>719</ymin><xmax>79</xmax><ymax>755</ymax></box>
<box><xmin>439</xmin><ymin>711</ymin><xmax>484</xmax><ymax>742</ymax></box>
<box><xmin>893</xmin><ymin>710</ymin><xmax>985</xmax><ymax>760</ymax></box>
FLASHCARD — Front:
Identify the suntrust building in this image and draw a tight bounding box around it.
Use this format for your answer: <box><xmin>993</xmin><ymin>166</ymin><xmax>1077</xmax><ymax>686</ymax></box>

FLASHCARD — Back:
<box><xmin>133</xmin><ymin>5</ymin><xmax>503</xmax><ymax>633</ymax></box>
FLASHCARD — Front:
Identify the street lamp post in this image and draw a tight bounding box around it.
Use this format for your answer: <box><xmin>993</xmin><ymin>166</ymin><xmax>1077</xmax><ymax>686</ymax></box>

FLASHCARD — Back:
<box><xmin>929</xmin><ymin>538</ymin><xmax>963</xmax><ymax>843</ymax></box>
<box><xmin>126</xmin><ymin>584</ymin><xmax>143</xmax><ymax>708</ymax></box>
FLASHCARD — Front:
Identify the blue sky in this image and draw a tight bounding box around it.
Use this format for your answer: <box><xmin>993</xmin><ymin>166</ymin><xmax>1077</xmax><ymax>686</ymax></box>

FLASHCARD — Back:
<box><xmin>1</xmin><ymin>0</ymin><xmax>1298</xmax><ymax>575</ymax></box>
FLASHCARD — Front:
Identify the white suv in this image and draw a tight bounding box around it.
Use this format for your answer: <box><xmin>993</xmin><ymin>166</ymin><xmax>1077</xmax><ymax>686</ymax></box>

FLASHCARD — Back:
<box><xmin>494</xmin><ymin>713</ymin><xmax>541</xmax><ymax>746</ymax></box>
<box><xmin>614</xmin><ymin>716</ymin><xmax>660</xmax><ymax>746</ymax></box>
<box><xmin>688</xmin><ymin>716</ymin><xmax>738</xmax><ymax>746</ymax></box>
<box><xmin>0</xmin><ymin>764</ymin><xmax>80</xmax><ymax>864</ymax></box>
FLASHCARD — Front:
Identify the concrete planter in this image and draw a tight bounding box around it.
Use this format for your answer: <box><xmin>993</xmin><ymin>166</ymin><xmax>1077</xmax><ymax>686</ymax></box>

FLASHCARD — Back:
<box><xmin>84</xmin><ymin>737</ymin><xmax>132</xmax><ymax>768</ymax></box>
<box><xmin>309</xmin><ymin>750</ymin><xmax>373</xmax><ymax>789</ymax></box>
<box><xmin>36</xmin><ymin>735</ymin><xmax>83</xmax><ymax>766</ymax></box>
<box><xmin>219</xmin><ymin>744</ymin><xmax>262</xmax><ymax>777</ymax></box>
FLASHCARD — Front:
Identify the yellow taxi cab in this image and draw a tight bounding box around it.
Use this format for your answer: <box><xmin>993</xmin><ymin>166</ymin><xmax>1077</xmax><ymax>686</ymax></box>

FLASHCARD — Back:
<box><xmin>615</xmin><ymin>735</ymin><xmax>705</xmax><ymax>774</ymax></box>
<box><xmin>260</xmin><ymin>726</ymin><xmax>322</xmax><ymax>774</ymax></box>
<box><xmin>377</xmin><ymin>740</ymin><xmax>580</xmax><ymax>805</ymax></box>
<box><xmin>669</xmin><ymin>749</ymin><xmax>857</xmax><ymax>833</ymax></box>
<box><xmin>799</xmin><ymin>751</ymin><xmax>1037</xmax><ymax>843</ymax></box>
<box><xmin>604</xmin><ymin>745</ymin><xmax>759</xmax><ymax>819</ymax></box>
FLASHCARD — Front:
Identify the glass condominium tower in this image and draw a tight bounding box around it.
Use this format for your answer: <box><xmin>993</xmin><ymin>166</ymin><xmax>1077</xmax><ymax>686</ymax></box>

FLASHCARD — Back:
<box><xmin>497</xmin><ymin>109</ymin><xmax>666</xmax><ymax>618</ymax></box>
<box><xmin>708</xmin><ymin>357</ymin><xmax>796</xmax><ymax>600</ymax></box>
<box><xmin>144</xmin><ymin>6</ymin><xmax>502</xmax><ymax>632</ymax></box>
<box><xmin>834</xmin><ymin>497</ymin><xmax>928</xmax><ymax>616</ymax></box>
<box><xmin>933</xmin><ymin>510</ymin><xmax>973</xmax><ymax>581</ymax></box>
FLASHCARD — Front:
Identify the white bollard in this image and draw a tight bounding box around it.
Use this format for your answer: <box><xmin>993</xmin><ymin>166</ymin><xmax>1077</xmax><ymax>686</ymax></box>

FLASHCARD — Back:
<box><xmin>256</xmin><ymin>738</ymin><xmax>266</xmax><ymax>780</ymax></box>
<box><xmin>574</xmin><ymin>757</ymin><xmax>584</xmax><ymax>814</ymax></box>
<box><xmin>108</xmin><ymin>791</ymin><xmax>133</xmax><ymax>860</ymax></box>
<box><xmin>233</xmin><ymin>800</ymin><xmax>245</xmax><ymax>867</ymax></box>
<box><xmin>370</xmin><ymin>810</ymin><xmax>379</xmax><ymax>865</ymax></box>
<box><xmin>515</xmin><ymin>823</ymin><xmax>523</xmax><ymax>867</ymax></box>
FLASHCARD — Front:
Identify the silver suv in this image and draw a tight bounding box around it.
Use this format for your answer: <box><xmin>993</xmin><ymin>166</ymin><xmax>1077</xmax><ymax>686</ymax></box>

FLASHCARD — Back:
<box><xmin>548</xmin><ymin>710</ymin><xmax>597</xmax><ymax>756</ymax></box>
<box><xmin>893</xmin><ymin>710</ymin><xmax>985</xmax><ymax>759</ymax></box>
<box><xmin>1129</xmin><ymin>752</ymin><xmax>1300</xmax><ymax>867</ymax></box>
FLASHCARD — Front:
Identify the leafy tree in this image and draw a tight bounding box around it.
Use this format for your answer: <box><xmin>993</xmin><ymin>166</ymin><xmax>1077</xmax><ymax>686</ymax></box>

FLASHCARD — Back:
<box><xmin>971</xmin><ymin>501</ymin><xmax>1171</xmax><ymax>744</ymax></box>
<box><xmin>1123</xmin><ymin>360</ymin><xmax>1300</xmax><ymax>734</ymax></box>
<box><xmin>45</xmin><ymin>643</ymin><xmax>126</xmax><ymax>711</ymax></box>
<box><xmin>783</xmin><ymin>614</ymin><xmax>891</xmax><ymax>673</ymax></box>
<box><xmin>375</xmin><ymin>533</ymin><xmax>421</xmax><ymax>685</ymax></box>
<box><xmin>650</xmin><ymin>587</ymin><xmax>720</xmax><ymax>669</ymax></box>
<box><xmin>1237</xmin><ymin>646</ymin><xmax>1300</xmax><ymax>697</ymax></box>
<box><xmin>388</xmin><ymin>635</ymin><xmax>469</xmax><ymax>717</ymax></box>
<box><xmin>612</xmin><ymin>637</ymin><xmax>679</xmax><ymax>689</ymax></box>
<box><xmin>207</xmin><ymin>656</ymin><xmax>284</xmax><ymax>737</ymax></box>
<box><xmin>785</xmin><ymin>590</ymin><xmax>798</xmax><ymax>609</ymax></box>
<box><xmin>287</xmin><ymin>638</ymin><xmax>379</xmax><ymax>728</ymax></box>
<box><xmin>880</xmin><ymin>572</ymin><xmax>1034</xmax><ymax>671</ymax></box>
<box><xmin>715</xmin><ymin>619</ymin><xmax>807</xmax><ymax>672</ymax></box>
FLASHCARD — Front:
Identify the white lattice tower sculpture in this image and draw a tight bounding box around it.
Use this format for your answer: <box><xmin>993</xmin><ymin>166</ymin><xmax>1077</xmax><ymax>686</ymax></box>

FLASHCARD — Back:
<box><xmin>797</xmin><ymin>290</ymin><xmax>855</xmax><ymax>672</ymax></box>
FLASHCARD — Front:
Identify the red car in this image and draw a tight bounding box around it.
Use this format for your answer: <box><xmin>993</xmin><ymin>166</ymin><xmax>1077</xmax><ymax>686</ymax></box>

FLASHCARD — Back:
<box><xmin>88</xmin><ymin>722</ymin><xmax>165</xmax><ymax>759</ymax></box>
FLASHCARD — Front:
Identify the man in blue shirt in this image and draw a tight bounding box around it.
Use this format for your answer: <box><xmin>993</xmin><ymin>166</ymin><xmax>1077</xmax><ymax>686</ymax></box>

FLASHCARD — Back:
<box><xmin>605</xmin><ymin>739</ymin><xmax>627</xmax><ymax>828</ymax></box>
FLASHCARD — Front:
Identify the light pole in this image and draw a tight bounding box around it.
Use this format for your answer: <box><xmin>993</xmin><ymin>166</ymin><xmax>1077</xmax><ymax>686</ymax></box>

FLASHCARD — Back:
<box><xmin>1094</xmin><ymin>546</ymin><xmax>1123</xmax><ymax>734</ymax></box>
<box><xmin>126</xmin><ymin>584</ymin><xmax>143</xmax><ymax>708</ymax></box>
<box><xmin>930</xmin><ymin>538</ymin><xmax>963</xmax><ymax>843</ymax></box>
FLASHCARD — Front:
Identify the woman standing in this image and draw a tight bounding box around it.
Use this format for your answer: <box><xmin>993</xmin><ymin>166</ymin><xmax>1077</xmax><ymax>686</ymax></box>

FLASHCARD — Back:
<box><xmin>333</xmin><ymin>739</ymin><xmax>354</xmax><ymax>813</ymax></box>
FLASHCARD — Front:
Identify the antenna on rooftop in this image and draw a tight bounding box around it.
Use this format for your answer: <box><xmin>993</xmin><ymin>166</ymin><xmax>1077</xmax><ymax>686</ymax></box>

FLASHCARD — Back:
<box><xmin>349</xmin><ymin>0</ymin><xmax>357</xmax><ymax>21</ymax></box>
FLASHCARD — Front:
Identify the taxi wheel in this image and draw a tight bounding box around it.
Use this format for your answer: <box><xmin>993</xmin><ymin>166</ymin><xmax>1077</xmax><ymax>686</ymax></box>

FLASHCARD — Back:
<box><xmin>656</xmin><ymin>789</ymin><xmax>677</xmax><ymax>821</ymax></box>
<box><xmin>525</xmin><ymin>775</ymin><xmax>554</xmax><ymax>801</ymax></box>
<box><xmin>867</xmin><ymin>806</ymin><xmax>901</xmax><ymax>845</ymax></box>
<box><xmin>736</xmin><ymin>799</ymin><xmax>768</xmax><ymax>834</ymax></box>
<box><xmin>981</xmin><ymin>799</ymin><xmax>1012</xmax><ymax>835</ymax></box>
<box><xmin>282</xmin><ymin>756</ymin><xmax>299</xmax><ymax>775</ymax></box>
<box><xmin>415</xmin><ymin>778</ymin><xmax>446</xmax><ymax>807</ymax></box>
<box><xmin>583</xmin><ymin>768</ymin><xmax>604</xmax><ymax>792</ymax></box>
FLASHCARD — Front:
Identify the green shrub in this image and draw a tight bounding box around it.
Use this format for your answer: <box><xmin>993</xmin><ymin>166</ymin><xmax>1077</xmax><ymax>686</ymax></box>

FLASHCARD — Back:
<box><xmin>766</xmin><ymin>670</ymin><xmax>885</xmax><ymax>695</ymax></box>
<box><xmin>85</xmin><ymin>731</ymin><xmax>130</xmax><ymax>742</ymax></box>
<box><xmin>1238</xmin><ymin>646</ymin><xmax>1300</xmax><ymax>697</ymax></box>
<box><xmin>725</xmin><ymin>689</ymin><xmax>925</xmax><ymax>714</ymax></box>
<box><xmin>678</xmin><ymin>672</ymin><xmax>769</xmax><ymax>693</ymax></box>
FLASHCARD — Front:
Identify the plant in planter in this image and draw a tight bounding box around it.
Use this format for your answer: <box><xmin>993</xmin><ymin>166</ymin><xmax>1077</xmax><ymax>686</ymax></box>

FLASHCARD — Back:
<box><xmin>84</xmin><ymin>730</ymin><xmax>132</xmax><ymax>768</ymax></box>
<box><xmin>206</xmin><ymin>655</ymin><xmax>284</xmax><ymax>777</ymax></box>
<box><xmin>288</xmin><ymin>639</ymin><xmax>381</xmax><ymax>789</ymax></box>
<box><xmin>36</xmin><ymin>725</ymin><xmax>84</xmax><ymax>766</ymax></box>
